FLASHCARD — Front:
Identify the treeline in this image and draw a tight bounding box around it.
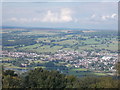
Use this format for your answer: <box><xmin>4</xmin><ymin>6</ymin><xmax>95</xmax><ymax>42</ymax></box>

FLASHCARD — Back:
<box><xmin>82</xmin><ymin>31</ymin><xmax>117</xmax><ymax>38</ymax></box>
<box><xmin>2</xmin><ymin>66</ymin><xmax>120</xmax><ymax>89</ymax></box>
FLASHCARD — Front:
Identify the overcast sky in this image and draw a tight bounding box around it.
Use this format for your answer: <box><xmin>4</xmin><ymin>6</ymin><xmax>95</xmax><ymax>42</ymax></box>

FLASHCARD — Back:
<box><xmin>2</xmin><ymin>1</ymin><xmax>118</xmax><ymax>30</ymax></box>
<box><xmin>1</xmin><ymin>0</ymin><xmax>119</xmax><ymax>2</ymax></box>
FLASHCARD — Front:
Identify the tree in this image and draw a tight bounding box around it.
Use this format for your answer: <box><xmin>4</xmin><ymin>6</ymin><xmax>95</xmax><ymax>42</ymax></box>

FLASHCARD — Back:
<box><xmin>90</xmin><ymin>77</ymin><xmax>118</xmax><ymax>88</ymax></box>
<box><xmin>65</xmin><ymin>75</ymin><xmax>78</xmax><ymax>88</ymax></box>
<box><xmin>2</xmin><ymin>67</ymin><xmax>120</xmax><ymax>88</ymax></box>
<box><xmin>2</xmin><ymin>75</ymin><xmax>21</xmax><ymax>88</ymax></box>
<box><xmin>22</xmin><ymin>68</ymin><xmax>66</xmax><ymax>88</ymax></box>
<box><xmin>2</xmin><ymin>70</ymin><xmax>21</xmax><ymax>88</ymax></box>
<box><xmin>3</xmin><ymin>70</ymin><xmax>18</xmax><ymax>76</ymax></box>
<box><xmin>116</xmin><ymin>62</ymin><xmax>120</xmax><ymax>76</ymax></box>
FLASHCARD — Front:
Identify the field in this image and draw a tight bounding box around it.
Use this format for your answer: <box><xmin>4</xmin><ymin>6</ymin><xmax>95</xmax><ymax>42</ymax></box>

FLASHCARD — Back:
<box><xmin>2</xmin><ymin>28</ymin><xmax>118</xmax><ymax>77</ymax></box>
<box><xmin>62</xmin><ymin>68</ymin><xmax>108</xmax><ymax>77</ymax></box>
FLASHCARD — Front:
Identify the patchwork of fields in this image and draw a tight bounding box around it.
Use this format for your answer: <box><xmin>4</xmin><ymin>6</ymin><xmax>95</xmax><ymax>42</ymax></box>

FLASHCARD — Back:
<box><xmin>2</xmin><ymin>28</ymin><xmax>118</xmax><ymax>76</ymax></box>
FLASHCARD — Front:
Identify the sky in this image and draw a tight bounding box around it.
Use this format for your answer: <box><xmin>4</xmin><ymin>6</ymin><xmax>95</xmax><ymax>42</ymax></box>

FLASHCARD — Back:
<box><xmin>1</xmin><ymin>1</ymin><xmax>118</xmax><ymax>30</ymax></box>
<box><xmin>1</xmin><ymin>0</ymin><xmax>119</xmax><ymax>2</ymax></box>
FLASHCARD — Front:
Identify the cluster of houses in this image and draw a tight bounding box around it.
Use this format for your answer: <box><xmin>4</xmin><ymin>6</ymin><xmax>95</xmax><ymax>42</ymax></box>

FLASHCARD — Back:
<box><xmin>2</xmin><ymin>51</ymin><xmax>40</xmax><ymax>58</ymax></box>
<box><xmin>2</xmin><ymin>50</ymin><xmax>118</xmax><ymax>72</ymax></box>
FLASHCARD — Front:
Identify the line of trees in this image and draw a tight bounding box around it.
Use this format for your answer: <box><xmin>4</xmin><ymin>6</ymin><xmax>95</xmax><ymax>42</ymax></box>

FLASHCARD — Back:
<box><xmin>2</xmin><ymin>62</ymin><xmax>120</xmax><ymax>88</ymax></box>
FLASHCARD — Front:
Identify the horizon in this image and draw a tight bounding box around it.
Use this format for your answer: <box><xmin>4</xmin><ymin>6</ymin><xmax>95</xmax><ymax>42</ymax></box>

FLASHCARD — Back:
<box><xmin>1</xmin><ymin>25</ymin><xmax>118</xmax><ymax>31</ymax></box>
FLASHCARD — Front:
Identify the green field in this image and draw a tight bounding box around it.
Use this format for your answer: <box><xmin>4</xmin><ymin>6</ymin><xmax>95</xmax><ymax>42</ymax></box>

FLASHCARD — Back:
<box><xmin>2</xmin><ymin>57</ymin><xmax>15</xmax><ymax>61</ymax></box>
<box><xmin>2</xmin><ymin>29</ymin><xmax>118</xmax><ymax>76</ymax></box>
<box><xmin>20</xmin><ymin>44</ymin><xmax>63</xmax><ymax>53</ymax></box>
<box><xmin>71</xmin><ymin>68</ymin><xmax>88</xmax><ymax>71</ymax></box>
<box><xmin>20</xmin><ymin>30</ymin><xmax>58</xmax><ymax>35</ymax></box>
<box><xmin>3</xmin><ymin>29</ymin><xmax>117</xmax><ymax>53</ymax></box>
<box><xmin>53</xmin><ymin>39</ymin><xmax>79</xmax><ymax>45</ymax></box>
<box><xmin>64</xmin><ymin>68</ymin><xmax>108</xmax><ymax>77</ymax></box>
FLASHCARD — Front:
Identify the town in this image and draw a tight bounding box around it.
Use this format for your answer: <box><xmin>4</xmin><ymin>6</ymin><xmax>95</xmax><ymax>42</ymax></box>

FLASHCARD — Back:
<box><xmin>2</xmin><ymin>49</ymin><xmax>118</xmax><ymax>74</ymax></box>
<box><xmin>1</xmin><ymin>28</ymin><xmax>118</xmax><ymax>76</ymax></box>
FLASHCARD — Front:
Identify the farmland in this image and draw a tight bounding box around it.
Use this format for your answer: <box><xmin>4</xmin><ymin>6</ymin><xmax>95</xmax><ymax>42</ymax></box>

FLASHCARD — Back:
<box><xmin>1</xmin><ymin>27</ymin><xmax>118</xmax><ymax>77</ymax></box>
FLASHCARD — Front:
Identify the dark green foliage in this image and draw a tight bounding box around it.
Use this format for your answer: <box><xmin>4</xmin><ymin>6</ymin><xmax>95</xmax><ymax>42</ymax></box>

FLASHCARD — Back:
<box><xmin>78</xmin><ymin>76</ymin><xmax>118</xmax><ymax>88</ymax></box>
<box><xmin>2</xmin><ymin>70</ymin><xmax>21</xmax><ymax>88</ymax></box>
<box><xmin>22</xmin><ymin>68</ymin><xmax>66</xmax><ymax>88</ymax></box>
<box><xmin>2</xmin><ymin>68</ymin><xmax>120</xmax><ymax>88</ymax></box>
<box><xmin>116</xmin><ymin>62</ymin><xmax>120</xmax><ymax>76</ymax></box>
<box><xmin>2</xmin><ymin>75</ymin><xmax>21</xmax><ymax>88</ymax></box>
<box><xmin>3</xmin><ymin>70</ymin><xmax>18</xmax><ymax>76</ymax></box>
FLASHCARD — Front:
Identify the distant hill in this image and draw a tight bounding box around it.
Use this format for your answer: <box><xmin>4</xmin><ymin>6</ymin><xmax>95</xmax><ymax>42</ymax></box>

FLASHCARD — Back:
<box><xmin>1</xmin><ymin>26</ymin><xmax>93</xmax><ymax>31</ymax></box>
